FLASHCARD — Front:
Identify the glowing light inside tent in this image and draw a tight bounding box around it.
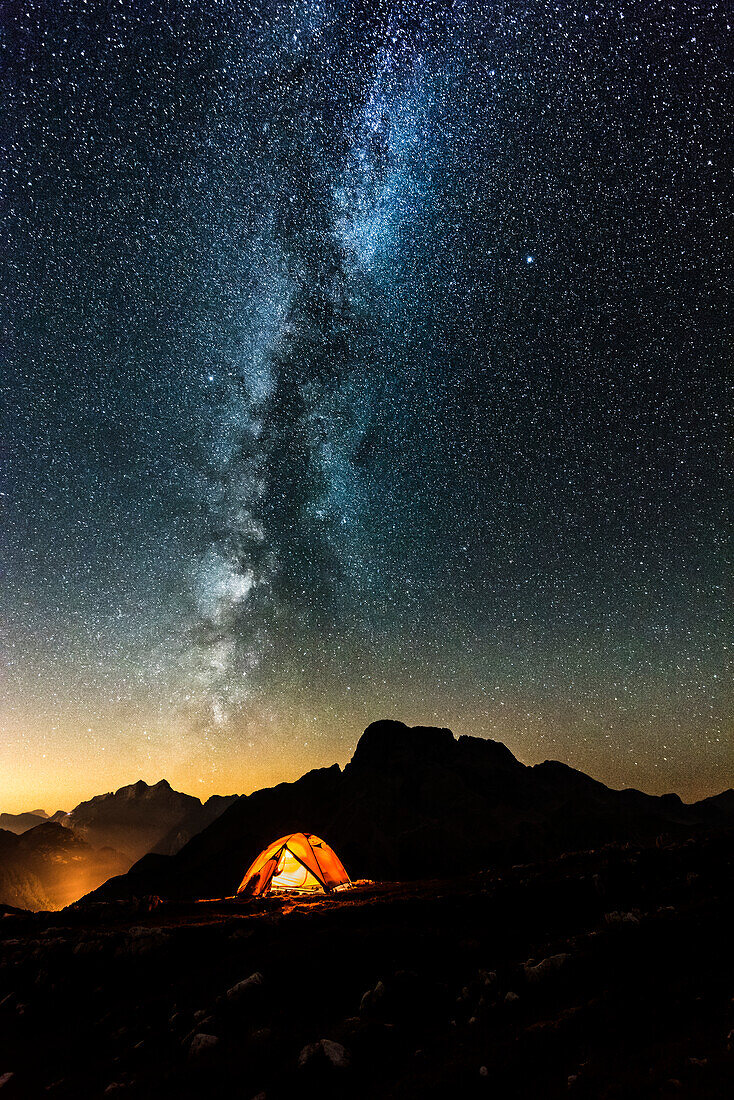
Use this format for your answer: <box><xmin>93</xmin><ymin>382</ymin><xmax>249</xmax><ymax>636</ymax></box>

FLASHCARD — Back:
<box><xmin>270</xmin><ymin>846</ymin><xmax>323</xmax><ymax>891</ymax></box>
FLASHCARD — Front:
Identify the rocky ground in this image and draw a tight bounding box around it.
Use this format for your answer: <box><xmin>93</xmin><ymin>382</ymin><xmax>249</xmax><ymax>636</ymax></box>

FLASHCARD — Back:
<box><xmin>0</xmin><ymin>830</ymin><xmax>732</xmax><ymax>1099</ymax></box>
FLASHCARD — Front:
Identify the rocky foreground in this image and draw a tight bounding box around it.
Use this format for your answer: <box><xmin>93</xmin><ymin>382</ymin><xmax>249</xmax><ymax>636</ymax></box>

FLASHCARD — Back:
<box><xmin>1</xmin><ymin>829</ymin><xmax>732</xmax><ymax>1099</ymax></box>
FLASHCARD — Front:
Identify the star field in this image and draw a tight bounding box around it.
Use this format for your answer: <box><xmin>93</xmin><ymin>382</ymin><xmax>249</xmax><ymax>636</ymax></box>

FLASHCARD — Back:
<box><xmin>0</xmin><ymin>0</ymin><xmax>730</xmax><ymax>811</ymax></box>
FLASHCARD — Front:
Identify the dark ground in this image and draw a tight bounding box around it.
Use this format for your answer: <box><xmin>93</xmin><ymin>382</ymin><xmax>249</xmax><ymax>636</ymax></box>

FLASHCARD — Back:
<box><xmin>0</xmin><ymin>830</ymin><xmax>732</xmax><ymax>1099</ymax></box>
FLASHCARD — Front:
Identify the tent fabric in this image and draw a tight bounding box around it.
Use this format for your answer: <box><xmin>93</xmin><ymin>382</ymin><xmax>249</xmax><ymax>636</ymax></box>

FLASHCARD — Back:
<box><xmin>237</xmin><ymin>832</ymin><xmax>350</xmax><ymax>896</ymax></box>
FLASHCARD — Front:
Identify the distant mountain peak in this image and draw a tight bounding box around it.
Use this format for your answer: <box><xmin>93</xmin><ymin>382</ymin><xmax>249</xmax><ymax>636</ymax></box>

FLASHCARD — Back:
<box><xmin>62</xmin><ymin>780</ymin><xmax>204</xmax><ymax>864</ymax></box>
<box><xmin>349</xmin><ymin>719</ymin><xmax>522</xmax><ymax>775</ymax></box>
<box><xmin>0</xmin><ymin>811</ymin><xmax>50</xmax><ymax>835</ymax></box>
<box><xmin>119</xmin><ymin>779</ymin><xmax>174</xmax><ymax>798</ymax></box>
<box><xmin>348</xmin><ymin>719</ymin><xmax>456</xmax><ymax>770</ymax></box>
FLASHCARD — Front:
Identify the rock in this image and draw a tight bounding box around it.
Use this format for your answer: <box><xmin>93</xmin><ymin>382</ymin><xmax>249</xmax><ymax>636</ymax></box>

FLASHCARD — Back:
<box><xmin>298</xmin><ymin>1039</ymin><xmax>350</xmax><ymax>1070</ymax></box>
<box><xmin>604</xmin><ymin>911</ymin><xmax>640</xmax><ymax>925</ymax></box>
<box><xmin>523</xmin><ymin>952</ymin><xmax>570</xmax><ymax>983</ymax></box>
<box><xmin>188</xmin><ymin>1033</ymin><xmax>220</xmax><ymax>1062</ymax></box>
<box><xmin>73</xmin><ymin>940</ymin><xmax>104</xmax><ymax>957</ymax></box>
<box><xmin>298</xmin><ymin>1042</ymin><xmax>319</xmax><ymax>1068</ymax></box>
<box><xmin>504</xmin><ymin>991</ymin><xmax>520</xmax><ymax>1003</ymax></box>
<box><xmin>240</xmin><ymin>1026</ymin><xmax>279</xmax><ymax>1076</ymax></box>
<box><xmin>250</xmin><ymin>1027</ymin><xmax>273</xmax><ymax>1042</ymax></box>
<box><xmin>115</xmin><ymin>930</ymin><xmax>169</xmax><ymax>958</ymax></box>
<box><xmin>334</xmin><ymin>1016</ymin><xmax>362</xmax><ymax>1040</ymax></box>
<box><xmin>321</xmin><ymin>1040</ymin><xmax>350</xmax><ymax>1069</ymax></box>
<box><xmin>361</xmin><ymin>971</ymin><xmax>445</xmax><ymax>1028</ymax></box>
<box><xmin>226</xmin><ymin>972</ymin><xmax>264</xmax><ymax>1002</ymax></box>
<box><xmin>360</xmin><ymin>978</ymin><xmax>385</xmax><ymax>1014</ymax></box>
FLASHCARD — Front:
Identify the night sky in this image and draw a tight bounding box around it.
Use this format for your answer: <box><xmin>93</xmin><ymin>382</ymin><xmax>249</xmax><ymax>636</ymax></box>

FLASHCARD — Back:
<box><xmin>1</xmin><ymin>0</ymin><xmax>730</xmax><ymax>813</ymax></box>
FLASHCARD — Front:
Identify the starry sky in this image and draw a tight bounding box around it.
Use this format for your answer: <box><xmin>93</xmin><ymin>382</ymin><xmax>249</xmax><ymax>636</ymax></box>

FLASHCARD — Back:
<box><xmin>1</xmin><ymin>0</ymin><xmax>730</xmax><ymax>813</ymax></box>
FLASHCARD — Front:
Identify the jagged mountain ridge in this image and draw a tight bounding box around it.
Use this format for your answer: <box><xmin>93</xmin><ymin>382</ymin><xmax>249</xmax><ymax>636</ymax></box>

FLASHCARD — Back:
<box><xmin>0</xmin><ymin>811</ymin><xmax>49</xmax><ymax>835</ymax></box>
<box><xmin>87</xmin><ymin>720</ymin><xmax>734</xmax><ymax>904</ymax></box>
<box><xmin>0</xmin><ymin>809</ymin><xmax>69</xmax><ymax>834</ymax></box>
<box><xmin>0</xmin><ymin>782</ymin><xmax>239</xmax><ymax>911</ymax></box>
<box><xmin>63</xmin><ymin>779</ymin><xmax>202</xmax><ymax>861</ymax></box>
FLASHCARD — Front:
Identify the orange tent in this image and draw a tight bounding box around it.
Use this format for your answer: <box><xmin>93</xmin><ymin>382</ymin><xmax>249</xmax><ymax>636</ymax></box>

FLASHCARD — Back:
<box><xmin>237</xmin><ymin>832</ymin><xmax>350</xmax><ymax>897</ymax></box>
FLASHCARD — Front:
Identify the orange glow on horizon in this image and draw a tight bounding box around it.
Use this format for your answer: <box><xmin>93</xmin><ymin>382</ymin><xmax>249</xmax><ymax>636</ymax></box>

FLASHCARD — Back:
<box><xmin>1</xmin><ymin>696</ymin><xmax>730</xmax><ymax>815</ymax></box>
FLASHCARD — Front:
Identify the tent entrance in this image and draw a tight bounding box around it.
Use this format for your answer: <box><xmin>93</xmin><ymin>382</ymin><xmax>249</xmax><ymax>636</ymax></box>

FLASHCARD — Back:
<box><xmin>269</xmin><ymin>845</ymin><xmax>324</xmax><ymax>893</ymax></box>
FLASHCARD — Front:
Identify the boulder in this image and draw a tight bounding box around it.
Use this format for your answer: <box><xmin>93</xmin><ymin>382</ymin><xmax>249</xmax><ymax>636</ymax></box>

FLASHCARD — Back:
<box><xmin>298</xmin><ymin>1039</ymin><xmax>350</xmax><ymax>1070</ymax></box>
<box><xmin>188</xmin><ymin>1033</ymin><xmax>220</xmax><ymax>1063</ymax></box>
<box><xmin>523</xmin><ymin>953</ymin><xmax>570</xmax><ymax>983</ymax></box>
<box><xmin>226</xmin><ymin>972</ymin><xmax>264</xmax><ymax>1002</ymax></box>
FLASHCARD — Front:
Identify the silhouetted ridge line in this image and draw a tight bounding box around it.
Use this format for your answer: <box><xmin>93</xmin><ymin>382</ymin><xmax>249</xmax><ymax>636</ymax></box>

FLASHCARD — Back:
<box><xmin>83</xmin><ymin>720</ymin><xmax>734</xmax><ymax>906</ymax></box>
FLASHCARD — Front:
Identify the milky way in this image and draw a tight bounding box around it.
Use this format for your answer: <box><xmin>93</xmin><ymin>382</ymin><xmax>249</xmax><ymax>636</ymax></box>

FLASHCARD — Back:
<box><xmin>1</xmin><ymin>1</ymin><xmax>730</xmax><ymax>810</ymax></box>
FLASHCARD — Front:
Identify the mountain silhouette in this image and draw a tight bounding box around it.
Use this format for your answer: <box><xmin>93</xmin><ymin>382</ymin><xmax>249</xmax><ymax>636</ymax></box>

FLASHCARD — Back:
<box><xmin>0</xmin><ymin>811</ymin><xmax>49</xmax><ymax>835</ymax></box>
<box><xmin>149</xmin><ymin>794</ymin><xmax>239</xmax><ymax>856</ymax></box>
<box><xmin>64</xmin><ymin>779</ymin><xmax>205</xmax><ymax>861</ymax></box>
<box><xmin>86</xmin><ymin>720</ymin><xmax>734</xmax><ymax>904</ymax></box>
<box><xmin>0</xmin><ymin>782</ymin><xmax>238</xmax><ymax>910</ymax></box>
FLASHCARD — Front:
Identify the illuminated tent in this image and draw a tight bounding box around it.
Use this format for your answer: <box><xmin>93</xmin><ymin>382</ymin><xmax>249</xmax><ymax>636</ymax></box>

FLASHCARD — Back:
<box><xmin>237</xmin><ymin>832</ymin><xmax>351</xmax><ymax>897</ymax></box>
